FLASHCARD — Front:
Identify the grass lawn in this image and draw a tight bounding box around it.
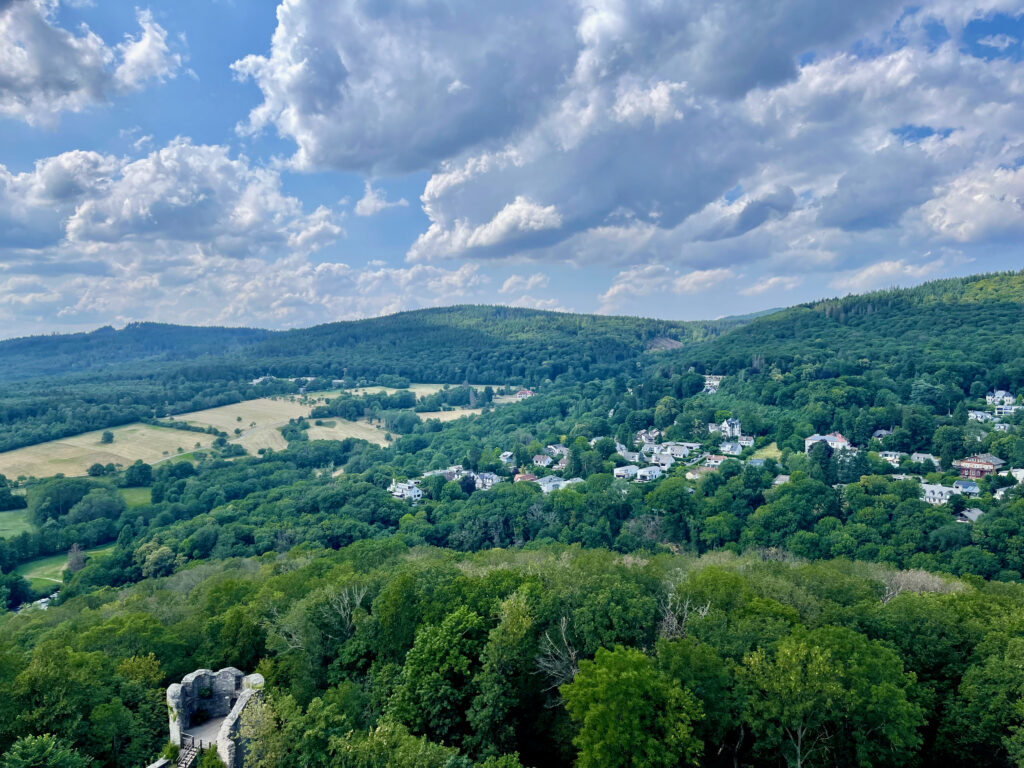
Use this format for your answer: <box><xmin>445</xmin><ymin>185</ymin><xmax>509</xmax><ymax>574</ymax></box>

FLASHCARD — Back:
<box><xmin>14</xmin><ymin>544</ymin><xmax>115</xmax><ymax>591</ymax></box>
<box><xmin>752</xmin><ymin>442</ymin><xmax>783</xmax><ymax>460</ymax></box>
<box><xmin>120</xmin><ymin>487</ymin><xmax>152</xmax><ymax>508</ymax></box>
<box><xmin>0</xmin><ymin>509</ymin><xmax>32</xmax><ymax>537</ymax></box>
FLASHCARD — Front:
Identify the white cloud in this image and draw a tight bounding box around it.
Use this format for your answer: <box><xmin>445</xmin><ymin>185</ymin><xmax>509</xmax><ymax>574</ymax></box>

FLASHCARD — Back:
<box><xmin>113</xmin><ymin>9</ymin><xmax>183</xmax><ymax>91</ymax></box>
<box><xmin>977</xmin><ymin>34</ymin><xmax>1018</xmax><ymax>50</ymax></box>
<box><xmin>740</xmin><ymin>275</ymin><xmax>802</xmax><ymax>295</ymax></box>
<box><xmin>499</xmin><ymin>273</ymin><xmax>548</xmax><ymax>294</ymax></box>
<box><xmin>830</xmin><ymin>257</ymin><xmax>946</xmax><ymax>294</ymax></box>
<box><xmin>598</xmin><ymin>265</ymin><xmax>735</xmax><ymax>311</ymax></box>
<box><xmin>354</xmin><ymin>182</ymin><xmax>408</xmax><ymax>217</ymax></box>
<box><xmin>0</xmin><ymin>0</ymin><xmax>184</xmax><ymax>125</ymax></box>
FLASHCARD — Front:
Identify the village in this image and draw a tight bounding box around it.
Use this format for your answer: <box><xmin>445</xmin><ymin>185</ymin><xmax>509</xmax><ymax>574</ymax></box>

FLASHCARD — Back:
<box><xmin>388</xmin><ymin>377</ymin><xmax>1024</xmax><ymax>527</ymax></box>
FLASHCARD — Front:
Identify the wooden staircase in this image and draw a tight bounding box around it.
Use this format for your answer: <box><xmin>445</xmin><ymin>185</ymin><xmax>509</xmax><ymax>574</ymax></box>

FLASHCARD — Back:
<box><xmin>177</xmin><ymin>740</ymin><xmax>198</xmax><ymax>768</ymax></box>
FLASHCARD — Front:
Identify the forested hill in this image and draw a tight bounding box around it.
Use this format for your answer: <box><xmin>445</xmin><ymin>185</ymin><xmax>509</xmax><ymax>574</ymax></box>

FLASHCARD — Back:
<box><xmin>253</xmin><ymin>305</ymin><xmax>736</xmax><ymax>382</ymax></box>
<box><xmin>0</xmin><ymin>323</ymin><xmax>270</xmax><ymax>382</ymax></box>
<box><xmin>672</xmin><ymin>271</ymin><xmax>1024</xmax><ymax>388</ymax></box>
<box><xmin>0</xmin><ymin>306</ymin><xmax>732</xmax><ymax>451</ymax></box>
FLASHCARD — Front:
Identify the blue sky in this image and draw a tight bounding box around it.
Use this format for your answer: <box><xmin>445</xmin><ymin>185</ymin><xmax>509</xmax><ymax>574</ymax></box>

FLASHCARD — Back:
<box><xmin>1</xmin><ymin>0</ymin><xmax>1023</xmax><ymax>337</ymax></box>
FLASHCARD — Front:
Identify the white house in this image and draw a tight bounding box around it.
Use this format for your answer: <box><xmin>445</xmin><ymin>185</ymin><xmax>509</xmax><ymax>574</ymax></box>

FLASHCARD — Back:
<box><xmin>546</xmin><ymin>444</ymin><xmax>568</xmax><ymax>457</ymax></box>
<box><xmin>804</xmin><ymin>432</ymin><xmax>851</xmax><ymax>454</ymax></box>
<box><xmin>514</xmin><ymin>388</ymin><xmax>536</xmax><ymax>400</ymax></box>
<box><xmin>879</xmin><ymin>451</ymin><xmax>903</xmax><ymax>467</ymax></box>
<box><xmin>987</xmin><ymin>390</ymin><xmax>1016</xmax><ymax>406</ymax></box>
<box><xmin>720</xmin><ymin>442</ymin><xmax>743</xmax><ymax>456</ymax></box>
<box><xmin>995</xmin><ymin>423</ymin><xmax>1012</xmax><ymax>432</ymax></box>
<box><xmin>995</xmin><ymin>404</ymin><xmax>1022</xmax><ymax>417</ymax></box>
<box><xmin>921</xmin><ymin>483</ymin><xmax>956</xmax><ymax>505</ymax></box>
<box><xmin>704</xmin><ymin>454</ymin><xmax>728</xmax><ymax>468</ymax></box>
<box><xmin>911</xmin><ymin>452</ymin><xmax>938</xmax><ymax>465</ymax></box>
<box><xmin>536</xmin><ymin>476</ymin><xmax>568</xmax><ymax>494</ymax></box>
<box><xmin>738</xmin><ymin>435</ymin><xmax>755</xmax><ymax>448</ymax></box>
<box><xmin>636</xmin><ymin>466</ymin><xmax>663</xmax><ymax>483</ymax></box>
<box><xmin>532</xmin><ymin>454</ymin><xmax>553</xmax><ymax>468</ymax></box>
<box><xmin>649</xmin><ymin>453</ymin><xmax>675</xmax><ymax>469</ymax></box>
<box><xmin>619</xmin><ymin>451</ymin><xmax>642</xmax><ymax>463</ymax></box>
<box><xmin>475</xmin><ymin>472</ymin><xmax>503</xmax><ymax>490</ymax></box>
<box><xmin>953</xmin><ymin>479</ymin><xmax>980</xmax><ymax>496</ymax></box>
<box><xmin>390</xmin><ymin>481</ymin><xmax>423</xmax><ymax>501</ymax></box>
<box><xmin>969</xmin><ymin>410</ymin><xmax>996</xmax><ymax>423</ymax></box>
<box><xmin>499</xmin><ymin>451</ymin><xmax>515</xmax><ymax>465</ymax></box>
<box><xmin>665</xmin><ymin>444</ymin><xmax>691</xmax><ymax>459</ymax></box>
<box><xmin>613</xmin><ymin>465</ymin><xmax>640</xmax><ymax>479</ymax></box>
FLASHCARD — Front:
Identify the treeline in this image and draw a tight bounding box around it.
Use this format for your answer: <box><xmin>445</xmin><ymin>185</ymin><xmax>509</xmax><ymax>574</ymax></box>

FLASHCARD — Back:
<box><xmin>6</xmin><ymin>543</ymin><xmax>1024</xmax><ymax>767</ymax></box>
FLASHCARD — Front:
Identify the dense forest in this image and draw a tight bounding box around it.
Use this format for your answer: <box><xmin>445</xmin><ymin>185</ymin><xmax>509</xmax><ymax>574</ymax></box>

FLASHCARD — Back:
<box><xmin>0</xmin><ymin>306</ymin><xmax>731</xmax><ymax>452</ymax></box>
<box><xmin>4</xmin><ymin>272</ymin><xmax>1024</xmax><ymax>766</ymax></box>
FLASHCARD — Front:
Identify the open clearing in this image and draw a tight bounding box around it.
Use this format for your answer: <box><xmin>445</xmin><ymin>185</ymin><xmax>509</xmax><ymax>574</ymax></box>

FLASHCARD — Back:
<box><xmin>0</xmin><ymin>509</ymin><xmax>32</xmax><ymax>537</ymax></box>
<box><xmin>120</xmin><ymin>487</ymin><xmax>152</xmax><ymax>508</ymax></box>
<box><xmin>15</xmin><ymin>544</ymin><xmax>114</xmax><ymax>590</ymax></box>
<box><xmin>418</xmin><ymin>408</ymin><xmax>484</xmax><ymax>422</ymax></box>
<box><xmin>0</xmin><ymin>386</ymin><xmax>499</xmax><ymax>479</ymax></box>
<box><xmin>0</xmin><ymin>424</ymin><xmax>216</xmax><ymax>480</ymax></box>
<box><xmin>752</xmin><ymin>442</ymin><xmax>783</xmax><ymax>460</ymax></box>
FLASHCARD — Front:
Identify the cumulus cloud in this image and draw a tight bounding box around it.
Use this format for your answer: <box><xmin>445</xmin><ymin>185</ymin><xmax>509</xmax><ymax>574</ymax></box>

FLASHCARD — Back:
<box><xmin>227</xmin><ymin>0</ymin><xmax>1024</xmax><ymax>296</ymax></box>
<box><xmin>740</xmin><ymin>275</ymin><xmax>802</xmax><ymax>296</ymax></box>
<box><xmin>599</xmin><ymin>265</ymin><xmax>735</xmax><ymax>311</ymax></box>
<box><xmin>354</xmin><ymin>182</ymin><xmax>408</xmax><ymax>217</ymax></box>
<box><xmin>830</xmin><ymin>257</ymin><xmax>947</xmax><ymax>294</ymax></box>
<box><xmin>0</xmin><ymin>1</ymin><xmax>184</xmax><ymax>125</ymax></box>
<box><xmin>499</xmin><ymin>273</ymin><xmax>548</xmax><ymax>294</ymax></box>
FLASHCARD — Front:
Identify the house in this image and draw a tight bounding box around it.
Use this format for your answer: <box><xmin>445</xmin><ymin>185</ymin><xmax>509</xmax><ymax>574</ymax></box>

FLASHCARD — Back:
<box><xmin>995</xmin><ymin>404</ymin><xmax>1022</xmax><ymax>417</ymax></box>
<box><xmin>640</xmin><ymin>441</ymin><xmax>660</xmax><ymax>456</ymax></box>
<box><xmin>613</xmin><ymin>465</ymin><xmax>640</xmax><ymax>479</ymax></box>
<box><xmin>804</xmin><ymin>432</ymin><xmax>851</xmax><ymax>454</ymax></box>
<box><xmin>747</xmin><ymin>458</ymin><xmax>766</xmax><ymax>468</ymax></box>
<box><xmin>879</xmin><ymin>451</ymin><xmax>903</xmax><ymax>468</ymax></box>
<box><xmin>968</xmin><ymin>410</ymin><xmax>996</xmax><ymax>423</ymax></box>
<box><xmin>679</xmin><ymin>442</ymin><xmax>703</xmax><ymax>452</ymax></box>
<box><xmin>720</xmin><ymin>442</ymin><xmax>743</xmax><ymax>456</ymax></box>
<box><xmin>636</xmin><ymin>466</ymin><xmax>663</xmax><ymax>483</ymax></box>
<box><xmin>546</xmin><ymin>444</ymin><xmax>568</xmax><ymax>457</ymax></box>
<box><xmin>872</xmin><ymin>429</ymin><xmax>893</xmax><ymax>439</ymax></box>
<box><xmin>953</xmin><ymin>453</ymin><xmax>1005</xmax><ymax>478</ymax></box>
<box><xmin>635</xmin><ymin>428</ymin><xmax>662</xmax><ymax>444</ymax></box>
<box><xmin>665</xmin><ymin>443</ymin><xmax>691</xmax><ymax>459</ymax></box>
<box><xmin>649</xmin><ymin>453</ymin><xmax>675</xmax><ymax>469</ymax></box>
<box><xmin>773</xmin><ymin>474</ymin><xmax>791</xmax><ymax>486</ymax></box>
<box><xmin>514</xmin><ymin>388</ymin><xmax>536</xmax><ymax>400</ymax></box>
<box><xmin>554</xmin><ymin>456</ymin><xmax>569</xmax><ymax>471</ymax></box>
<box><xmin>704</xmin><ymin>454</ymin><xmax>728</xmax><ymax>468</ymax></box>
<box><xmin>953</xmin><ymin>479</ymin><xmax>980</xmax><ymax>496</ymax></box>
<box><xmin>703</xmin><ymin>374</ymin><xmax>724</xmax><ymax>393</ymax></box>
<box><xmin>619</xmin><ymin>451</ymin><xmax>642</xmax><ymax>463</ymax></box>
<box><xmin>533</xmin><ymin>454</ymin><xmax>553</xmax><ymax>468</ymax></box>
<box><xmin>499</xmin><ymin>451</ymin><xmax>515</xmax><ymax>465</ymax></box>
<box><xmin>514</xmin><ymin>472</ymin><xmax>538</xmax><ymax>483</ymax></box>
<box><xmin>536</xmin><ymin>476</ymin><xmax>568</xmax><ymax>494</ymax></box>
<box><xmin>987</xmin><ymin>390</ymin><xmax>1016</xmax><ymax>406</ymax></box>
<box><xmin>911</xmin><ymin>452</ymin><xmax>938</xmax><ymax>465</ymax></box>
<box><xmin>475</xmin><ymin>472</ymin><xmax>503</xmax><ymax>490</ymax></box>
<box><xmin>718</xmin><ymin>418</ymin><xmax>742</xmax><ymax>439</ymax></box>
<box><xmin>995</xmin><ymin>423</ymin><xmax>1012</xmax><ymax>432</ymax></box>
<box><xmin>958</xmin><ymin>507</ymin><xmax>985</xmax><ymax>523</ymax></box>
<box><xmin>390</xmin><ymin>481</ymin><xmax>423</xmax><ymax>501</ymax></box>
<box><xmin>921</xmin><ymin>483</ymin><xmax>956</xmax><ymax>505</ymax></box>
<box><xmin>686</xmin><ymin>466</ymin><xmax>715</xmax><ymax>480</ymax></box>
<box><xmin>738</xmin><ymin>435</ymin><xmax>755</xmax><ymax>448</ymax></box>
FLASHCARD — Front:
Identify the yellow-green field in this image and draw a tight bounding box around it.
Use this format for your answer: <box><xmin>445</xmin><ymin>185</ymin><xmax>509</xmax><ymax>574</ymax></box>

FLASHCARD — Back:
<box><xmin>120</xmin><ymin>487</ymin><xmax>152</xmax><ymax>508</ymax></box>
<box><xmin>418</xmin><ymin>408</ymin><xmax>484</xmax><ymax>422</ymax></box>
<box><xmin>0</xmin><ymin>509</ymin><xmax>31</xmax><ymax>537</ymax></box>
<box><xmin>14</xmin><ymin>544</ymin><xmax>115</xmax><ymax>590</ymax></box>
<box><xmin>752</xmin><ymin>442</ymin><xmax>783</xmax><ymax>459</ymax></box>
<box><xmin>0</xmin><ymin>424</ymin><xmax>215</xmax><ymax>480</ymax></box>
<box><xmin>0</xmin><ymin>384</ymin><xmax>502</xmax><ymax>479</ymax></box>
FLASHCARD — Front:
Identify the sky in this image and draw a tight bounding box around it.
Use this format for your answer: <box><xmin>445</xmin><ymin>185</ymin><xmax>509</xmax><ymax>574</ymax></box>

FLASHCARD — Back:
<box><xmin>0</xmin><ymin>0</ymin><xmax>1023</xmax><ymax>337</ymax></box>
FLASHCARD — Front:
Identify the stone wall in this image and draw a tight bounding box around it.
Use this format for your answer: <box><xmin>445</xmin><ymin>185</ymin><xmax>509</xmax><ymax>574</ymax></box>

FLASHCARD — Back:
<box><xmin>166</xmin><ymin>667</ymin><xmax>264</xmax><ymax>767</ymax></box>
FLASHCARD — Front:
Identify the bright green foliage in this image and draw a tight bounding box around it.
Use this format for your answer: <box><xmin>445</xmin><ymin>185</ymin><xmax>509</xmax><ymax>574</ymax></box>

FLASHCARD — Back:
<box><xmin>561</xmin><ymin>646</ymin><xmax>703</xmax><ymax>768</ymax></box>
<box><xmin>390</xmin><ymin>607</ymin><xmax>487</xmax><ymax>747</ymax></box>
<box><xmin>0</xmin><ymin>735</ymin><xmax>91</xmax><ymax>768</ymax></box>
